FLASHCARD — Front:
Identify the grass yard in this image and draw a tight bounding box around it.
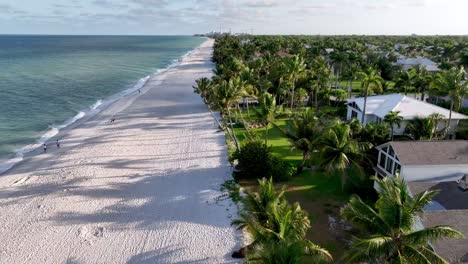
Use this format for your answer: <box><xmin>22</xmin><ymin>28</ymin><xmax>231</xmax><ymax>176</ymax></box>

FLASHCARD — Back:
<box><xmin>233</xmin><ymin>118</ymin><xmax>302</xmax><ymax>164</ymax></box>
<box><xmin>231</xmin><ymin>108</ymin><xmax>361</xmax><ymax>260</ymax></box>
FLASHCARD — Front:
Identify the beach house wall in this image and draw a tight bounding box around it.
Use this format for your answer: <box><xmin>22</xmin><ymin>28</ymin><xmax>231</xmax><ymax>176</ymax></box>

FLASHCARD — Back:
<box><xmin>374</xmin><ymin>141</ymin><xmax>468</xmax><ymax>183</ymax></box>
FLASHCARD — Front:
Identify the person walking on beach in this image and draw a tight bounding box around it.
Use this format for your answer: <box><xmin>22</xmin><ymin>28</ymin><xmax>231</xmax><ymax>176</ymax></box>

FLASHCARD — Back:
<box><xmin>43</xmin><ymin>143</ymin><xmax>47</xmax><ymax>153</ymax></box>
<box><xmin>138</xmin><ymin>89</ymin><xmax>141</xmax><ymax>94</ymax></box>
<box><xmin>56</xmin><ymin>139</ymin><xmax>60</xmax><ymax>149</ymax></box>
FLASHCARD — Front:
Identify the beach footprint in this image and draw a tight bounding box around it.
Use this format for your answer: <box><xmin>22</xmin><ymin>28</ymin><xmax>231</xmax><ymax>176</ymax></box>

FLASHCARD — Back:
<box><xmin>78</xmin><ymin>226</ymin><xmax>105</xmax><ymax>244</ymax></box>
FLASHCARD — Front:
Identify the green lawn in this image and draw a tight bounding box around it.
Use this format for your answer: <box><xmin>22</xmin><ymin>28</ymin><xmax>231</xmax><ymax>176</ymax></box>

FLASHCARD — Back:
<box><xmin>233</xmin><ymin>119</ymin><xmax>302</xmax><ymax>163</ymax></box>
<box><xmin>231</xmin><ymin>107</ymin><xmax>359</xmax><ymax>259</ymax></box>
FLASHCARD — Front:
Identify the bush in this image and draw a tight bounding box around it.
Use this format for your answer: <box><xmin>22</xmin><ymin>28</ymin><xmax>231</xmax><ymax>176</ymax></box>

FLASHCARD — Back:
<box><xmin>269</xmin><ymin>156</ymin><xmax>295</xmax><ymax>182</ymax></box>
<box><xmin>233</xmin><ymin>139</ymin><xmax>295</xmax><ymax>181</ymax></box>
<box><xmin>233</xmin><ymin>140</ymin><xmax>271</xmax><ymax>179</ymax></box>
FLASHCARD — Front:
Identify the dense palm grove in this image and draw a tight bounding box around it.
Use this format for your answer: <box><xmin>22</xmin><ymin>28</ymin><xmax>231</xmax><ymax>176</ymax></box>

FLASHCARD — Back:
<box><xmin>193</xmin><ymin>35</ymin><xmax>467</xmax><ymax>263</ymax></box>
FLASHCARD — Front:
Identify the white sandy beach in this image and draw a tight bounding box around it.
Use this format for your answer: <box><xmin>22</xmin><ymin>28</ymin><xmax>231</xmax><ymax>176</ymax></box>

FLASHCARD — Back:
<box><xmin>0</xmin><ymin>39</ymin><xmax>240</xmax><ymax>263</ymax></box>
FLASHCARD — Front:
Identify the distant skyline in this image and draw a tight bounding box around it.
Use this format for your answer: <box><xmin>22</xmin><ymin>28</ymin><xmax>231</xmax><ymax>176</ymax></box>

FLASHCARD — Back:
<box><xmin>0</xmin><ymin>0</ymin><xmax>467</xmax><ymax>35</ymax></box>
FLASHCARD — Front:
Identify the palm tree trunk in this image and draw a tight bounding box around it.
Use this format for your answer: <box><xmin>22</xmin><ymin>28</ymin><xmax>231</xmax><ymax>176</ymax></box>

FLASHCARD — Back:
<box><xmin>445</xmin><ymin>101</ymin><xmax>454</xmax><ymax>139</ymax></box>
<box><xmin>237</xmin><ymin>103</ymin><xmax>251</xmax><ymax>137</ymax></box>
<box><xmin>348</xmin><ymin>79</ymin><xmax>353</xmax><ymax>99</ymax></box>
<box><xmin>290</xmin><ymin>81</ymin><xmax>295</xmax><ymax>113</ymax></box>
<box><xmin>361</xmin><ymin>87</ymin><xmax>368</xmax><ymax>124</ymax></box>
<box><xmin>227</xmin><ymin>108</ymin><xmax>240</xmax><ymax>151</ymax></box>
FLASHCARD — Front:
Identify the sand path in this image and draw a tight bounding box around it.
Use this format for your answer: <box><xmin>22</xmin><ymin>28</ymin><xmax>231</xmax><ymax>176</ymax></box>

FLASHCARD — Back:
<box><xmin>0</xmin><ymin>39</ymin><xmax>239</xmax><ymax>264</ymax></box>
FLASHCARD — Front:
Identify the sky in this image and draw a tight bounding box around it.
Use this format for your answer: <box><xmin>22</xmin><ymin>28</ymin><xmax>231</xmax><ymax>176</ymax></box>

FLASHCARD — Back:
<box><xmin>0</xmin><ymin>0</ymin><xmax>467</xmax><ymax>35</ymax></box>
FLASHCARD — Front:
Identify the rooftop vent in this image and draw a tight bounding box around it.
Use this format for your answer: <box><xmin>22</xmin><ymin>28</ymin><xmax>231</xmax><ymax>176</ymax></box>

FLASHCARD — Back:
<box><xmin>458</xmin><ymin>174</ymin><xmax>468</xmax><ymax>192</ymax></box>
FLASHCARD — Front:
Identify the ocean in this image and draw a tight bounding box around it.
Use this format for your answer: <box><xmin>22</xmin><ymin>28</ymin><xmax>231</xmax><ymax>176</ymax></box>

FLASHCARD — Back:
<box><xmin>0</xmin><ymin>35</ymin><xmax>206</xmax><ymax>173</ymax></box>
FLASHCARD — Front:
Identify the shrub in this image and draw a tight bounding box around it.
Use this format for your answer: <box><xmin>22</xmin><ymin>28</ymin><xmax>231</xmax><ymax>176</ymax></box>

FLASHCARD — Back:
<box><xmin>233</xmin><ymin>140</ymin><xmax>272</xmax><ymax>179</ymax></box>
<box><xmin>269</xmin><ymin>156</ymin><xmax>295</xmax><ymax>182</ymax></box>
<box><xmin>233</xmin><ymin>139</ymin><xmax>295</xmax><ymax>181</ymax></box>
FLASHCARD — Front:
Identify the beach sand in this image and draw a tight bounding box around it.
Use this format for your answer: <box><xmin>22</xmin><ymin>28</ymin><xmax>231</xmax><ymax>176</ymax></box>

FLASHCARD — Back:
<box><xmin>0</xmin><ymin>39</ymin><xmax>240</xmax><ymax>263</ymax></box>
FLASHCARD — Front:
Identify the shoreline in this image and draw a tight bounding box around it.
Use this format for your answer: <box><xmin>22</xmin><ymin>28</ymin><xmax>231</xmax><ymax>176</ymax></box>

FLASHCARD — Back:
<box><xmin>0</xmin><ymin>37</ymin><xmax>239</xmax><ymax>263</ymax></box>
<box><xmin>0</xmin><ymin>38</ymin><xmax>208</xmax><ymax>176</ymax></box>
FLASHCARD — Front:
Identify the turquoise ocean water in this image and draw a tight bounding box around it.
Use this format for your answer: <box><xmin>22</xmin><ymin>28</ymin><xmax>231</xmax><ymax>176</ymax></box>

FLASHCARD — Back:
<box><xmin>0</xmin><ymin>35</ymin><xmax>205</xmax><ymax>172</ymax></box>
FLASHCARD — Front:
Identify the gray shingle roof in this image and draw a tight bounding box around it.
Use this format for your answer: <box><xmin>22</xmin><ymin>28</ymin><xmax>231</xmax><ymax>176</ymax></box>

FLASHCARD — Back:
<box><xmin>389</xmin><ymin>141</ymin><xmax>468</xmax><ymax>166</ymax></box>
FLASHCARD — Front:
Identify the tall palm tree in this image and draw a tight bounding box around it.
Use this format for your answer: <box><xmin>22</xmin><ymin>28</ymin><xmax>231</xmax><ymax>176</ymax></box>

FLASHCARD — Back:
<box><xmin>193</xmin><ymin>77</ymin><xmax>226</xmax><ymax>132</ymax></box>
<box><xmin>341</xmin><ymin>174</ymin><xmax>463</xmax><ymax>263</ymax></box>
<box><xmin>412</xmin><ymin>65</ymin><xmax>432</xmax><ymax>101</ymax></box>
<box><xmin>193</xmin><ymin>77</ymin><xmax>212</xmax><ymax>103</ymax></box>
<box><xmin>213</xmin><ymin>78</ymin><xmax>245</xmax><ymax>151</ymax></box>
<box><xmin>284</xmin><ymin>55</ymin><xmax>306</xmax><ymax>112</ymax></box>
<box><xmin>318</xmin><ymin>122</ymin><xmax>372</xmax><ymax>186</ymax></box>
<box><xmin>431</xmin><ymin>66</ymin><xmax>468</xmax><ymax>137</ymax></box>
<box><xmin>310</xmin><ymin>56</ymin><xmax>331</xmax><ymax>111</ymax></box>
<box><xmin>276</xmin><ymin>109</ymin><xmax>319</xmax><ymax>172</ymax></box>
<box><xmin>384</xmin><ymin>111</ymin><xmax>404</xmax><ymax>140</ymax></box>
<box><xmin>395</xmin><ymin>69</ymin><xmax>416</xmax><ymax>96</ymax></box>
<box><xmin>255</xmin><ymin>92</ymin><xmax>281</xmax><ymax>145</ymax></box>
<box><xmin>356</xmin><ymin>67</ymin><xmax>384</xmax><ymax>124</ymax></box>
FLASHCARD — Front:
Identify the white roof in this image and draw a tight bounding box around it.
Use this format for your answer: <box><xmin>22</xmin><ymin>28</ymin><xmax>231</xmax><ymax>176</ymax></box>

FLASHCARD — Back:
<box><xmin>347</xmin><ymin>94</ymin><xmax>468</xmax><ymax>120</ymax></box>
<box><xmin>395</xmin><ymin>56</ymin><xmax>440</xmax><ymax>72</ymax></box>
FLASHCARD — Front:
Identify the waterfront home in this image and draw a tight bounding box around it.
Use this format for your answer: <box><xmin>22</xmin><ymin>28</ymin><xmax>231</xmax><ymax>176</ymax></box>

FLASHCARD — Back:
<box><xmin>374</xmin><ymin>140</ymin><xmax>468</xmax><ymax>181</ymax></box>
<box><xmin>374</xmin><ymin>140</ymin><xmax>468</xmax><ymax>262</ymax></box>
<box><xmin>346</xmin><ymin>94</ymin><xmax>468</xmax><ymax>138</ymax></box>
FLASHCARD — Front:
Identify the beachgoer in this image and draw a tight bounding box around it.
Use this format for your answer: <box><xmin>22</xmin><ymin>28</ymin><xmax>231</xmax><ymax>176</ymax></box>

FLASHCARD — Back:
<box><xmin>43</xmin><ymin>143</ymin><xmax>47</xmax><ymax>153</ymax></box>
<box><xmin>110</xmin><ymin>118</ymin><xmax>115</xmax><ymax>123</ymax></box>
<box><xmin>138</xmin><ymin>89</ymin><xmax>141</xmax><ymax>93</ymax></box>
<box><xmin>56</xmin><ymin>139</ymin><xmax>60</xmax><ymax>149</ymax></box>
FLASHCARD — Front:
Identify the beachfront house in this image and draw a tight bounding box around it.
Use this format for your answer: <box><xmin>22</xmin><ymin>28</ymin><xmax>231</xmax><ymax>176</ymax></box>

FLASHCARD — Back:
<box><xmin>374</xmin><ymin>141</ymin><xmax>468</xmax><ymax>182</ymax></box>
<box><xmin>394</xmin><ymin>56</ymin><xmax>440</xmax><ymax>72</ymax></box>
<box><xmin>346</xmin><ymin>94</ymin><xmax>468</xmax><ymax>138</ymax></box>
<box><xmin>373</xmin><ymin>140</ymin><xmax>468</xmax><ymax>263</ymax></box>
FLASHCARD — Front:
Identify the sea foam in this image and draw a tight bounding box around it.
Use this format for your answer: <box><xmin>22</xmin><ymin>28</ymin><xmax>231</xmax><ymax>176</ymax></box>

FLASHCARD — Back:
<box><xmin>0</xmin><ymin>53</ymin><xmax>188</xmax><ymax>175</ymax></box>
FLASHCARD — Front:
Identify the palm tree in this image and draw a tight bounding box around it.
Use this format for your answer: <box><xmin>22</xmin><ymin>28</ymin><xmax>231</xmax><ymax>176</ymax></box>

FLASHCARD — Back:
<box><xmin>213</xmin><ymin>78</ymin><xmax>245</xmax><ymax>151</ymax></box>
<box><xmin>412</xmin><ymin>65</ymin><xmax>432</xmax><ymax>101</ymax></box>
<box><xmin>405</xmin><ymin>116</ymin><xmax>440</xmax><ymax>140</ymax></box>
<box><xmin>356</xmin><ymin>67</ymin><xmax>384</xmax><ymax>124</ymax></box>
<box><xmin>233</xmin><ymin>178</ymin><xmax>332</xmax><ymax>263</ymax></box>
<box><xmin>431</xmin><ymin>66</ymin><xmax>468</xmax><ymax>137</ymax></box>
<box><xmin>193</xmin><ymin>77</ymin><xmax>225</xmax><ymax>132</ymax></box>
<box><xmin>193</xmin><ymin>77</ymin><xmax>212</xmax><ymax>103</ymax></box>
<box><xmin>276</xmin><ymin>109</ymin><xmax>319</xmax><ymax>172</ymax></box>
<box><xmin>284</xmin><ymin>55</ymin><xmax>306</xmax><ymax>112</ymax></box>
<box><xmin>395</xmin><ymin>69</ymin><xmax>416</xmax><ymax>96</ymax></box>
<box><xmin>384</xmin><ymin>111</ymin><xmax>404</xmax><ymax>140</ymax></box>
<box><xmin>310</xmin><ymin>56</ymin><xmax>331</xmax><ymax>111</ymax></box>
<box><xmin>246</xmin><ymin>201</ymin><xmax>332</xmax><ymax>263</ymax></box>
<box><xmin>318</xmin><ymin>122</ymin><xmax>372</xmax><ymax>186</ymax></box>
<box><xmin>341</xmin><ymin>174</ymin><xmax>463</xmax><ymax>263</ymax></box>
<box><xmin>233</xmin><ymin>178</ymin><xmax>285</xmax><ymax>229</ymax></box>
<box><xmin>255</xmin><ymin>92</ymin><xmax>281</xmax><ymax>145</ymax></box>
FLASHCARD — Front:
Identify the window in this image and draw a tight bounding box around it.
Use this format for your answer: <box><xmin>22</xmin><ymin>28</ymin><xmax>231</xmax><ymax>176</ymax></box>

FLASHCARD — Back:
<box><xmin>386</xmin><ymin>158</ymin><xmax>394</xmax><ymax>173</ymax></box>
<box><xmin>376</xmin><ymin>117</ymin><xmax>382</xmax><ymax>124</ymax></box>
<box><xmin>379</xmin><ymin>153</ymin><xmax>386</xmax><ymax>168</ymax></box>
<box><xmin>351</xmin><ymin>110</ymin><xmax>358</xmax><ymax>119</ymax></box>
<box><xmin>389</xmin><ymin>146</ymin><xmax>395</xmax><ymax>157</ymax></box>
<box><xmin>382</xmin><ymin>146</ymin><xmax>388</xmax><ymax>153</ymax></box>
